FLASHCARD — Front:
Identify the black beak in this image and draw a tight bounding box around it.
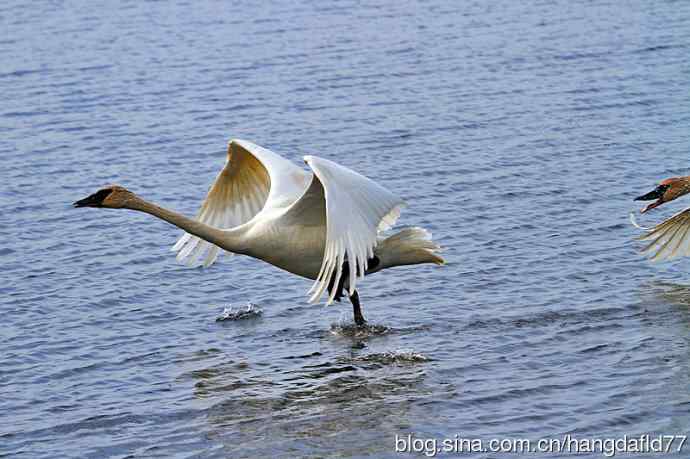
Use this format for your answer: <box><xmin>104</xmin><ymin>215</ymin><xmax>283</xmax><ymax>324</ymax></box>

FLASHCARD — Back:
<box><xmin>73</xmin><ymin>189</ymin><xmax>113</xmax><ymax>208</ymax></box>
<box><xmin>635</xmin><ymin>185</ymin><xmax>667</xmax><ymax>201</ymax></box>
<box><xmin>73</xmin><ymin>195</ymin><xmax>99</xmax><ymax>207</ymax></box>
<box><xmin>635</xmin><ymin>190</ymin><xmax>661</xmax><ymax>201</ymax></box>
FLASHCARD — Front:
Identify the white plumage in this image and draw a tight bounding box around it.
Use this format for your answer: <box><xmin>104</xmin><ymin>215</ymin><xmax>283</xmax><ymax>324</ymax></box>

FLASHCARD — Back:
<box><xmin>303</xmin><ymin>155</ymin><xmax>404</xmax><ymax>304</ymax></box>
<box><xmin>171</xmin><ymin>139</ymin><xmax>435</xmax><ymax>306</ymax></box>
<box><xmin>172</xmin><ymin>139</ymin><xmax>307</xmax><ymax>268</ymax></box>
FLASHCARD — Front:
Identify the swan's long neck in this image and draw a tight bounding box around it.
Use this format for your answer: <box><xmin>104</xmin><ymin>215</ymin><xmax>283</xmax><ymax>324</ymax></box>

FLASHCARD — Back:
<box><xmin>126</xmin><ymin>196</ymin><xmax>248</xmax><ymax>254</ymax></box>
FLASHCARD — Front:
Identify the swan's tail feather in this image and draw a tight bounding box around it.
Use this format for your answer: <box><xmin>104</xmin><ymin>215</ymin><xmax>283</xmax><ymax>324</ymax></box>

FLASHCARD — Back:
<box><xmin>375</xmin><ymin>227</ymin><xmax>445</xmax><ymax>270</ymax></box>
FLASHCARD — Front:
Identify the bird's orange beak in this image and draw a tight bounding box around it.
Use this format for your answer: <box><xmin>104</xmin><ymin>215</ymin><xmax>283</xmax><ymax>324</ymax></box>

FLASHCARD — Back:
<box><xmin>640</xmin><ymin>200</ymin><xmax>662</xmax><ymax>213</ymax></box>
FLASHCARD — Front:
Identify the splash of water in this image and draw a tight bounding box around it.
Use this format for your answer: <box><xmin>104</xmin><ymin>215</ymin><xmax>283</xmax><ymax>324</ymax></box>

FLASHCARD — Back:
<box><xmin>358</xmin><ymin>349</ymin><xmax>431</xmax><ymax>364</ymax></box>
<box><xmin>215</xmin><ymin>303</ymin><xmax>263</xmax><ymax>322</ymax></box>
<box><xmin>329</xmin><ymin>322</ymin><xmax>390</xmax><ymax>338</ymax></box>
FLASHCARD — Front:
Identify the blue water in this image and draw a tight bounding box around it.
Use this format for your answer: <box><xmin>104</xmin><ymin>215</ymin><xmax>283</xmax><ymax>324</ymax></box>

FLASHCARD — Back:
<box><xmin>3</xmin><ymin>1</ymin><xmax>690</xmax><ymax>457</ymax></box>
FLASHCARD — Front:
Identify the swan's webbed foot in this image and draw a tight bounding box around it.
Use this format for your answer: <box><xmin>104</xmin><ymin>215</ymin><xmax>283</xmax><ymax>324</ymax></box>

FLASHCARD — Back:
<box><xmin>350</xmin><ymin>290</ymin><xmax>367</xmax><ymax>327</ymax></box>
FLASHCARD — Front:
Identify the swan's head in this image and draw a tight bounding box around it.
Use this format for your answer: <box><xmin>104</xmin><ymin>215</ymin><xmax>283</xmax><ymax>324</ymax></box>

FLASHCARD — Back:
<box><xmin>635</xmin><ymin>177</ymin><xmax>690</xmax><ymax>213</ymax></box>
<box><xmin>73</xmin><ymin>185</ymin><xmax>135</xmax><ymax>209</ymax></box>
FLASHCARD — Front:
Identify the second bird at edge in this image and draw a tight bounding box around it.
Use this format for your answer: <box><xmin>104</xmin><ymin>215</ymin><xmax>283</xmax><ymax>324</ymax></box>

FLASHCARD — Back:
<box><xmin>633</xmin><ymin>176</ymin><xmax>690</xmax><ymax>262</ymax></box>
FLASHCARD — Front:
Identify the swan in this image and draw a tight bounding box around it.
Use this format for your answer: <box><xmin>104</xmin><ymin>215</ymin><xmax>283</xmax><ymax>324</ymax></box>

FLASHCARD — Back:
<box><xmin>631</xmin><ymin>176</ymin><xmax>690</xmax><ymax>261</ymax></box>
<box><xmin>74</xmin><ymin>139</ymin><xmax>444</xmax><ymax>325</ymax></box>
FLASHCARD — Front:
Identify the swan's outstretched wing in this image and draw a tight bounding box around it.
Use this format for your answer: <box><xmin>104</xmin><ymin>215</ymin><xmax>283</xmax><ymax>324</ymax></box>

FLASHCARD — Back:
<box><xmin>173</xmin><ymin>139</ymin><xmax>308</xmax><ymax>267</ymax></box>
<box><xmin>295</xmin><ymin>155</ymin><xmax>405</xmax><ymax>304</ymax></box>
<box><xmin>634</xmin><ymin>207</ymin><xmax>690</xmax><ymax>262</ymax></box>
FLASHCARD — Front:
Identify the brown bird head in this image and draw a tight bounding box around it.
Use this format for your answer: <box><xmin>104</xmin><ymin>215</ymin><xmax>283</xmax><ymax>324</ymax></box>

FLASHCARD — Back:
<box><xmin>73</xmin><ymin>185</ymin><xmax>136</xmax><ymax>209</ymax></box>
<box><xmin>635</xmin><ymin>177</ymin><xmax>690</xmax><ymax>213</ymax></box>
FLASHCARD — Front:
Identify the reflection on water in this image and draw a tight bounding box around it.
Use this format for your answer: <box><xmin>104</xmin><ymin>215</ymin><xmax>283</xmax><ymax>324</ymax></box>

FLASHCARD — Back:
<box><xmin>182</xmin><ymin>346</ymin><xmax>430</xmax><ymax>457</ymax></box>
<box><xmin>640</xmin><ymin>281</ymin><xmax>690</xmax><ymax>308</ymax></box>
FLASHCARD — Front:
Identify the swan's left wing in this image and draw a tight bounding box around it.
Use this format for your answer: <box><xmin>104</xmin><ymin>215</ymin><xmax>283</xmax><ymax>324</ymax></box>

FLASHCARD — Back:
<box><xmin>173</xmin><ymin>139</ymin><xmax>308</xmax><ymax>267</ymax></box>
<box><xmin>635</xmin><ymin>207</ymin><xmax>690</xmax><ymax>261</ymax></box>
<box><xmin>300</xmin><ymin>155</ymin><xmax>405</xmax><ymax>304</ymax></box>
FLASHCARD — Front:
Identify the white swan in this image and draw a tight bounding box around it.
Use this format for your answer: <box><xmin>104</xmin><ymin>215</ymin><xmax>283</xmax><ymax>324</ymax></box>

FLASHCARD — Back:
<box><xmin>74</xmin><ymin>139</ymin><xmax>444</xmax><ymax>325</ymax></box>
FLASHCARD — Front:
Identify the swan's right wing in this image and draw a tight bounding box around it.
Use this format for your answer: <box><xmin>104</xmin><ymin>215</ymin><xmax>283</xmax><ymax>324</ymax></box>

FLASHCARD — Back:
<box><xmin>635</xmin><ymin>207</ymin><xmax>690</xmax><ymax>262</ymax></box>
<box><xmin>173</xmin><ymin>139</ymin><xmax>308</xmax><ymax>267</ymax></box>
<box><xmin>295</xmin><ymin>155</ymin><xmax>405</xmax><ymax>305</ymax></box>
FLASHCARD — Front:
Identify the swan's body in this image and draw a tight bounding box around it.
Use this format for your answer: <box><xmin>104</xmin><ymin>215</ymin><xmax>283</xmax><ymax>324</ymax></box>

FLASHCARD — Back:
<box><xmin>75</xmin><ymin>139</ymin><xmax>444</xmax><ymax>325</ymax></box>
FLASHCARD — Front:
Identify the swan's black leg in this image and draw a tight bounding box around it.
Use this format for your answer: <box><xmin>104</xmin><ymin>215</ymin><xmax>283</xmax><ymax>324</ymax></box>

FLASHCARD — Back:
<box><xmin>326</xmin><ymin>259</ymin><xmax>375</xmax><ymax>325</ymax></box>
<box><xmin>350</xmin><ymin>290</ymin><xmax>366</xmax><ymax>326</ymax></box>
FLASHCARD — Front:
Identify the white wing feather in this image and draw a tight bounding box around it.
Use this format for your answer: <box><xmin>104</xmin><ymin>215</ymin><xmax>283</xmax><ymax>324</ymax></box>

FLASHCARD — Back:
<box><xmin>173</xmin><ymin>139</ymin><xmax>308</xmax><ymax>267</ymax></box>
<box><xmin>633</xmin><ymin>207</ymin><xmax>690</xmax><ymax>262</ymax></box>
<box><xmin>303</xmin><ymin>155</ymin><xmax>405</xmax><ymax>304</ymax></box>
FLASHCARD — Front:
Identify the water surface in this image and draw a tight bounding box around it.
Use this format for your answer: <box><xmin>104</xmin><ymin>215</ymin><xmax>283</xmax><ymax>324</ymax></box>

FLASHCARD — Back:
<box><xmin>3</xmin><ymin>0</ymin><xmax>690</xmax><ymax>457</ymax></box>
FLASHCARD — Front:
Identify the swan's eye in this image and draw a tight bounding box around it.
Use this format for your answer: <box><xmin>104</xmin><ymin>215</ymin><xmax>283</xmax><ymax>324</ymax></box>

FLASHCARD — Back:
<box><xmin>93</xmin><ymin>188</ymin><xmax>114</xmax><ymax>202</ymax></box>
